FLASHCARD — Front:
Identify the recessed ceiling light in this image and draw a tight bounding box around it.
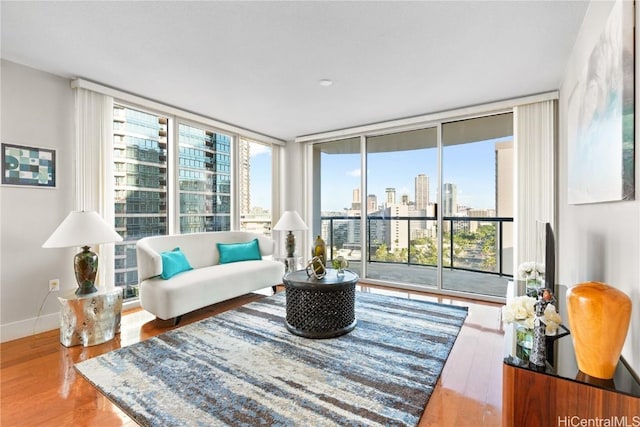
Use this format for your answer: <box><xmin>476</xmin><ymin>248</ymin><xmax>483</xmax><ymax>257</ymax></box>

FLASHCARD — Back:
<box><xmin>318</xmin><ymin>79</ymin><xmax>333</xmax><ymax>87</ymax></box>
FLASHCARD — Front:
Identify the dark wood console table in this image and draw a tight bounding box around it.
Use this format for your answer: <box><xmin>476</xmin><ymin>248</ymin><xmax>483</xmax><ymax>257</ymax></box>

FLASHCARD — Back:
<box><xmin>503</xmin><ymin>283</ymin><xmax>640</xmax><ymax>426</ymax></box>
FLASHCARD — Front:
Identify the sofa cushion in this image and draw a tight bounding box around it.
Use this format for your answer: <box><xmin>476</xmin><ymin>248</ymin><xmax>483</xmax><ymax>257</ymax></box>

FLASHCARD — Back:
<box><xmin>217</xmin><ymin>239</ymin><xmax>262</xmax><ymax>264</ymax></box>
<box><xmin>160</xmin><ymin>247</ymin><xmax>193</xmax><ymax>279</ymax></box>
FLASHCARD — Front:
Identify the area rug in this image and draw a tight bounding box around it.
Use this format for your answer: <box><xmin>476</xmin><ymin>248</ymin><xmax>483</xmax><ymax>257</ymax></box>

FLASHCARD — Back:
<box><xmin>75</xmin><ymin>291</ymin><xmax>468</xmax><ymax>427</ymax></box>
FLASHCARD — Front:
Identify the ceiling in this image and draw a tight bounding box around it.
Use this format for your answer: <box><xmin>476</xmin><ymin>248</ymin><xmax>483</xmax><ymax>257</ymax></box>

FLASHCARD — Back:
<box><xmin>1</xmin><ymin>1</ymin><xmax>589</xmax><ymax>142</ymax></box>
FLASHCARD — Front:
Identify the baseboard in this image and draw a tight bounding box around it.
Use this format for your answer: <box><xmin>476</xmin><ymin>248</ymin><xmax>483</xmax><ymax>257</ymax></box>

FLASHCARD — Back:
<box><xmin>0</xmin><ymin>296</ymin><xmax>143</xmax><ymax>344</ymax></box>
<box><xmin>0</xmin><ymin>312</ymin><xmax>59</xmax><ymax>343</ymax></box>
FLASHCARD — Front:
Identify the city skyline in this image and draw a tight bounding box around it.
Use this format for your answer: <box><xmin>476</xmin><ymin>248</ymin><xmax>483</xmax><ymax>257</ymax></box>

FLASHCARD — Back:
<box><xmin>247</xmin><ymin>137</ymin><xmax>513</xmax><ymax>215</ymax></box>
<box><xmin>320</xmin><ymin>137</ymin><xmax>510</xmax><ymax>213</ymax></box>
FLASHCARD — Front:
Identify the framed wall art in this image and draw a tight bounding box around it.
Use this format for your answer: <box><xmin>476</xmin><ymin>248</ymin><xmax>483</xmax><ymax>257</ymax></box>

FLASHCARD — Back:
<box><xmin>1</xmin><ymin>143</ymin><xmax>56</xmax><ymax>188</ymax></box>
<box><xmin>567</xmin><ymin>0</ymin><xmax>635</xmax><ymax>204</ymax></box>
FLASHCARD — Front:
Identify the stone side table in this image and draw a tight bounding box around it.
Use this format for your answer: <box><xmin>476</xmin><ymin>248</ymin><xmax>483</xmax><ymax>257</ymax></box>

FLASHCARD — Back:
<box><xmin>275</xmin><ymin>255</ymin><xmax>304</xmax><ymax>274</ymax></box>
<box><xmin>58</xmin><ymin>288</ymin><xmax>123</xmax><ymax>347</ymax></box>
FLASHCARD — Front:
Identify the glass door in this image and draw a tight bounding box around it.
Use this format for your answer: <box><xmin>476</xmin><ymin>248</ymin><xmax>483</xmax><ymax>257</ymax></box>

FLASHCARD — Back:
<box><xmin>440</xmin><ymin>113</ymin><xmax>514</xmax><ymax>297</ymax></box>
<box><xmin>310</xmin><ymin>113</ymin><xmax>514</xmax><ymax>298</ymax></box>
<box><xmin>314</xmin><ymin>137</ymin><xmax>362</xmax><ymax>276</ymax></box>
<box><xmin>365</xmin><ymin>127</ymin><xmax>438</xmax><ymax>287</ymax></box>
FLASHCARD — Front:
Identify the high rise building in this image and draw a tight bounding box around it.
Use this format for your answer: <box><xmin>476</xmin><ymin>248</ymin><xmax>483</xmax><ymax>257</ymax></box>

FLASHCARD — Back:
<box><xmin>239</xmin><ymin>138</ymin><xmax>251</xmax><ymax>215</ymax></box>
<box><xmin>367</xmin><ymin>194</ymin><xmax>377</xmax><ymax>212</ymax></box>
<box><xmin>113</xmin><ymin>105</ymin><xmax>169</xmax><ymax>293</ymax></box>
<box><xmin>385</xmin><ymin>187</ymin><xmax>396</xmax><ymax>206</ymax></box>
<box><xmin>178</xmin><ymin>124</ymin><xmax>231</xmax><ymax>233</ymax></box>
<box><xmin>387</xmin><ymin>204</ymin><xmax>409</xmax><ymax>251</ymax></box>
<box><xmin>352</xmin><ymin>188</ymin><xmax>361</xmax><ymax>211</ymax></box>
<box><xmin>496</xmin><ymin>139</ymin><xmax>514</xmax><ymax>275</ymax></box>
<box><xmin>415</xmin><ymin>174</ymin><xmax>429</xmax><ymax>210</ymax></box>
<box><xmin>443</xmin><ymin>183</ymin><xmax>458</xmax><ymax>216</ymax></box>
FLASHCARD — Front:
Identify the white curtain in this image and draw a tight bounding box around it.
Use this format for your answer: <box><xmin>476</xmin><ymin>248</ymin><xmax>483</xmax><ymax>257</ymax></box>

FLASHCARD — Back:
<box><xmin>514</xmin><ymin>100</ymin><xmax>556</xmax><ymax>271</ymax></box>
<box><xmin>74</xmin><ymin>88</ymin><xmax>115</xmax><ymax>289</ymax></box>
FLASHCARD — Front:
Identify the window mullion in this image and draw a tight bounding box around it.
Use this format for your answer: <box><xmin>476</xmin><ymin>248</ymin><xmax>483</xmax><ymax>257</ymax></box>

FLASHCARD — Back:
<box><xmin>169</xmin><ymin>116</ymin><xmax>179</xmax><ymax>235</ymax></box>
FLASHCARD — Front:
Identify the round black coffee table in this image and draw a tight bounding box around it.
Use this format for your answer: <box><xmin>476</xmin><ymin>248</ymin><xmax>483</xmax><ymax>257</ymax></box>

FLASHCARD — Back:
<box><xmin>283</xmin><ymin>268</ymin><xmax>358</xmax><ymax>338</ymax></box>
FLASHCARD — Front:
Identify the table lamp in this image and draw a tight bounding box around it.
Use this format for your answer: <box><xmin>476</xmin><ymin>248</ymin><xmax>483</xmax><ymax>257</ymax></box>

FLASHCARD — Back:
<box><xmin>273</xmin><ymin>211</ymin><xmax>307</xmax><ymax>258</ymax></box>
<box><xmin>43</xmin><ymin>210</ymin><xmax>123</xmax><ymax>295</ymax></box>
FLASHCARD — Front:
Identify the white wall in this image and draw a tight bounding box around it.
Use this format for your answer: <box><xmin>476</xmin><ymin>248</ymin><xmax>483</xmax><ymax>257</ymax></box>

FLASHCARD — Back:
<box><xmin>0</xmin><ymin>60</ymin><xmax>76</xmax><ymax>341</ymax></box>
<box><xmin>558</xmin><ymin>1</ymin><xmax>639</xmax><ymax>374</ymax></box>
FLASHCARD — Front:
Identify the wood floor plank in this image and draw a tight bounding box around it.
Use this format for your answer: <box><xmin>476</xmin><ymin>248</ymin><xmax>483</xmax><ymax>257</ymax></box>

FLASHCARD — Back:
<box><xmin>1</xmin><ymin>285</ymin><xmax>503</xmax><ymax>426</ymax></box>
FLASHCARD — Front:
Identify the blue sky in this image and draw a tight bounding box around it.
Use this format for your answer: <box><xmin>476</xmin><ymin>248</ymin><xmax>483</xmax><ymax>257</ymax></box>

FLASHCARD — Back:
<box><xmin>248</xmin><ymin>143</ymin><xmax>272</xmax><ymax>210</ymax></box>
<box><xmin>321</xmin><ymin>138</ymin><xmax>508</xmax><ymax>212</ymax></box>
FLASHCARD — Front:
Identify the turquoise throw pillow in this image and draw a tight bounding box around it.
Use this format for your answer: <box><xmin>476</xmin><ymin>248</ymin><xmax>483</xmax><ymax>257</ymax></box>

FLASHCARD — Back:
<box><xmin>217</xmin><ymin>239</ymin><xmax>262</xmax><ymax>264</ymax></box>
<box><xmin>160</xmin><ymin>247</ymin><xmax>193</xmax><ymax>279</ymax></box>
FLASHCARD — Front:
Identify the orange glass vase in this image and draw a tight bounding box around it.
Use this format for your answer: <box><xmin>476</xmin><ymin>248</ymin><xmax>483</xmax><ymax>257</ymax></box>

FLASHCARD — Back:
<box><xmin>566</xmin><ymin>281</ymin><xmax>631</xmax><ymax>379</ymax></box>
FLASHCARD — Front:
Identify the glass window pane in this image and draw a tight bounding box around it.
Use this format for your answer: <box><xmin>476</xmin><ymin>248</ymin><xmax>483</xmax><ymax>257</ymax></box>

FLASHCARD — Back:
<box><xmin>315</xmin><ymin>137</ymin><xmax>362</xmax><ymax>275</ymax></box>
<box><xmin>366</xmin><ymin>128</ymin><xmax>438</xmax><ymax>287</ymax></box>
<box><xmin>441</xmin><ymin>112</ymin><xmax>514</xmax><ymax>297</ymax></box>
<box><xmin>239</xmin><ymin>138</ymin><xmax>272</xmax><ymax>236</ymax></box>
<box><xmin>113</xmin><ymin>105</ymin><xmax>169</xmax><ymax>299</ymax></box>
<box><xmin>178</xmin><ymin>123</ymin><xmax>231</xmax><ymax>233</ymax></box>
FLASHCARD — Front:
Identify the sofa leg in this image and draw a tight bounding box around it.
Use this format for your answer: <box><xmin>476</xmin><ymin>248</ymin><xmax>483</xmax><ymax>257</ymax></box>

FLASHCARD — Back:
<box><xmin>173</xmin><ymin>315</ymin><xmax>182</xmax><ymax>327</ymax></box>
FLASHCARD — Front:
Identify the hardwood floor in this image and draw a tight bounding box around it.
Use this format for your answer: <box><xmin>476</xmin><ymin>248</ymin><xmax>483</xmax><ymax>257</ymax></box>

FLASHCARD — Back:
<box><xmin>0</xmin><ymin>284</ymin><xmax>505</xmax><ymax>427</ymax></box>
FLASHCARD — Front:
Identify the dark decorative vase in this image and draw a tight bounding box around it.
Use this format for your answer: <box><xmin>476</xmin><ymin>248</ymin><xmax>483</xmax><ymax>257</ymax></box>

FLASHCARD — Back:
<box><xmin>74</xmin><ymin>246</ymin><xmax>99</xmax><ymax>295</ymax></box>
<box><xmin>529</xmin><ymin>297</ymin><xmax>550</xmax><ymax>369</ymax></box>
<box><xmin>312</xmin><ymin>235</ymin><xmax>326</xmax><ymax>266</ymax></box>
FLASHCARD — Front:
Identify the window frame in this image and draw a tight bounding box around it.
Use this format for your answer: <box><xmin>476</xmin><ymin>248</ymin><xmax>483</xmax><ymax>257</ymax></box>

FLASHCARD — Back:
<box><xmin>112</xmin><ymin>100</ymin><xmax>280</xmax><ymax>299</ymax></box>
<box><xmin>298</xmin><ymin>92</ymin><xmax>557</xmax><ymax>304</ymax></box>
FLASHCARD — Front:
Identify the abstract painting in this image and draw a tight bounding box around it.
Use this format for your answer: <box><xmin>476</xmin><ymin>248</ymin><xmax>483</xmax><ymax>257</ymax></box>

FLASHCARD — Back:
<box><xmin>1</xmin><ymin>143</ymin><xmax>56</xmax><ymax>187</ymax></box>
<box><xmin>567</xmin><ymin>0</ymin><xmax>634</xmax><ymax>204</ymax></box>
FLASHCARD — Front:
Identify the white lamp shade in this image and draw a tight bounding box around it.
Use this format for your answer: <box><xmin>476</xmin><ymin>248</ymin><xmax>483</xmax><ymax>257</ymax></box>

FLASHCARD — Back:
<box><xmin>42</xmin><ymin>211</ymin><xmax>123</xmax><ymax>248</ymax></box>
<box><xmin>273</xmin><ymin>210</ymin><xmax>308</xmax><ymax>231</ymax></box>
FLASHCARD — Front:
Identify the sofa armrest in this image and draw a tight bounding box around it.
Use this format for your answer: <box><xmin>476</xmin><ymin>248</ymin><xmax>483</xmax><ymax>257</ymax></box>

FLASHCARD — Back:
<box><xmin>256</xmin><ymin>234</ymin><xmax>276</xmax><ymax>257</ymax></box>
<box><xmin>136</xmin><ymin>239</ymin><xmax>163</xmax><ymax>282</ymax></box>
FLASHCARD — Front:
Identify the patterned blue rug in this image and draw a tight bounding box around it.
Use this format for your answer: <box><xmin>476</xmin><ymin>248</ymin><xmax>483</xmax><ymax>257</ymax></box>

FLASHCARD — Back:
<box><xmin>75</xmin><ymin>291</ymin><xmax>467</xmax><ymax>426</ymax></box>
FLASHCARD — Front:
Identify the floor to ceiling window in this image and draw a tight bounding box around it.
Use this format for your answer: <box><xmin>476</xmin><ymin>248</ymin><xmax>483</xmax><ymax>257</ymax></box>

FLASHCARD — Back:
<box><xmin>178</xmin><ymin>123</ymin><xmax>231</xmax><ymax>233</ymax></box>
<box><xmin>239</xmin><ymin>138</ymin><xmax>273</xmax><ymax>236</ymax></box>
<box><xmin>113</xmin><ymin>105</ymin><xmax>169</xmax><ymax>298</ymax></box>
<box><xmin>365</xmin><ymin>127</ymin><xmax>438</xmax><ymax>286</ymax></box>
<box><xmin>307</xmin><ymin>111</ymin><xmax>515</xmax><ymax>300</ymax></box>
<box><xmin>315</xmin><ymin>137</ymin><xmax>362</xmax><ymax>274</ymax></box>
<box><xmin>112</xmin><ymin>104</ymin><xmax>276</xmax><ymax>300</ymax></box>
<box><xmin>440</xmin><ymin>113</ymin><xmax>514</xmax><ymax>297</ymax></box>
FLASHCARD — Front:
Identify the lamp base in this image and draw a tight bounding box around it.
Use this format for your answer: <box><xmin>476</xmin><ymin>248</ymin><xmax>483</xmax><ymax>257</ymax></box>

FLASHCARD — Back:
<box><xmin>74</xmin><ymin>246</ymin><xmax>99</xmax><ymax>296</ymax></box>
<box><xmin>285</xmin><ymin>231</ymin><xmax>296</xmax><ymax>259</ymax></box>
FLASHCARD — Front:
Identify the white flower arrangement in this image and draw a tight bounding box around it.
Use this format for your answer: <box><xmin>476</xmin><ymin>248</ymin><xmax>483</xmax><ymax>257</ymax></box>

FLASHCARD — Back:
<box><xmin>501</xmin><ymin>295</ymin><xmax>562</xmax><ymax>335</ymax></box>
<box><xmin>502</xmin><ymin>295</ymin><xmax>536</xmax><ymax>329</ymax></box>
<box><xmin>517</xmin><ymin>261</ymin><xmax>545</xmax><ymax>281</ymax></box>
<box><xmin>543</xmin><ymin>304</ymin><xmax>562</xmax><ymax>335</ymax></box>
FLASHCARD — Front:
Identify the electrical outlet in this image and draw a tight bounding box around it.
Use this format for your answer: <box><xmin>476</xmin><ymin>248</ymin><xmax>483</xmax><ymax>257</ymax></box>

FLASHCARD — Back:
<box><xmin>49</xmin><ymin>279</ymin><xmax>60</xmax><ymax>292</ymax></box>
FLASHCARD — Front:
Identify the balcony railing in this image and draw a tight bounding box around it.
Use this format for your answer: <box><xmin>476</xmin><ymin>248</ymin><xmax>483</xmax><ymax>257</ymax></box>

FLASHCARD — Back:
<box><xmin>321</xmin><ymin>215</ymin><xmax>514</xmax><ymax>278</ymax></box>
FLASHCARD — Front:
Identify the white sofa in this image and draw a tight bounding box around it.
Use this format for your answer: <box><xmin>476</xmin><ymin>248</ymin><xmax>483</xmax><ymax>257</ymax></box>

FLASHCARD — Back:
<box><xmin>136</xmin><ymin>231</ymin><xmax>285</xmax><ymax>324</ymax></box>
